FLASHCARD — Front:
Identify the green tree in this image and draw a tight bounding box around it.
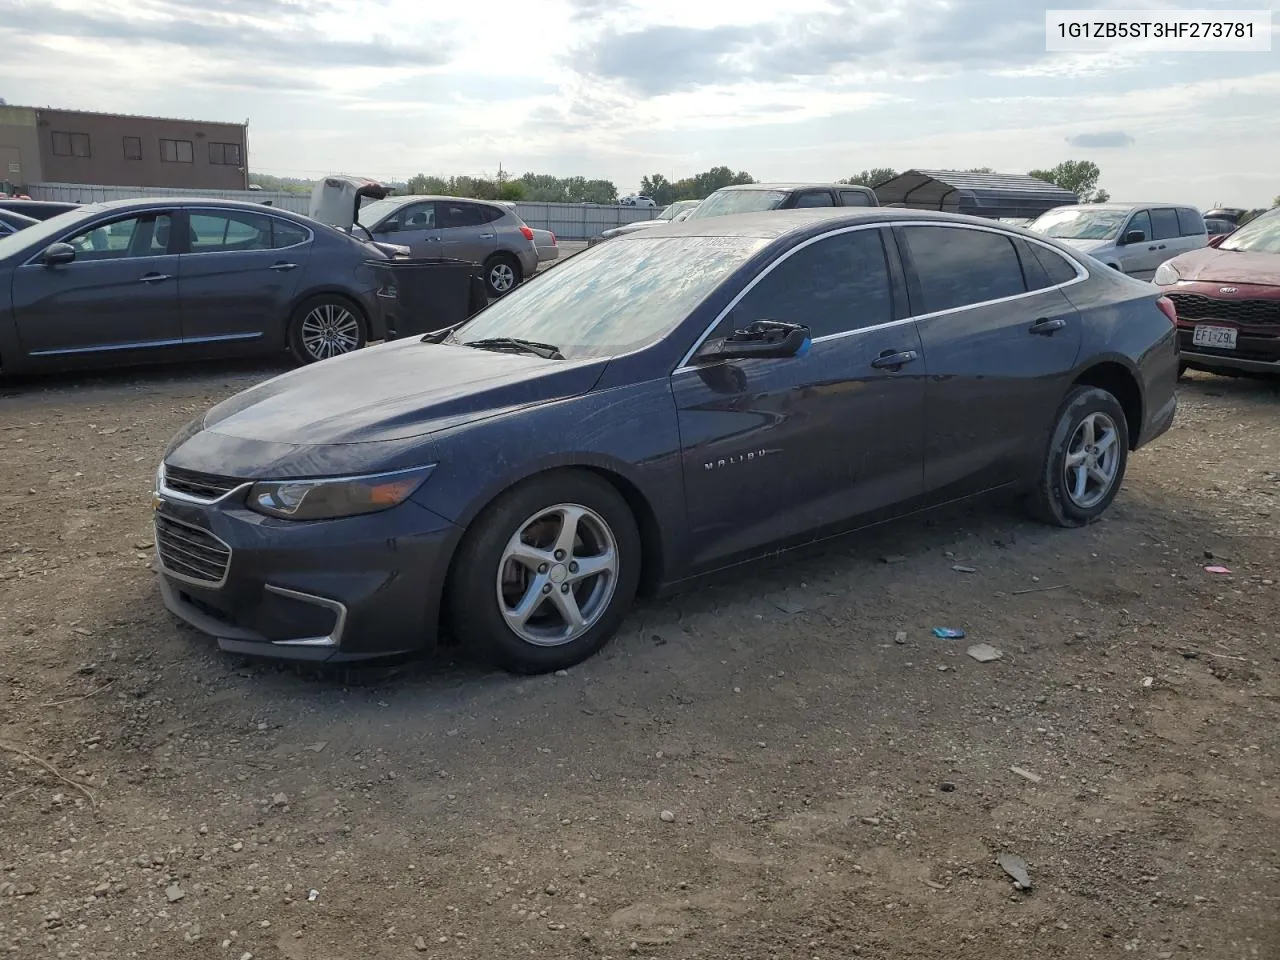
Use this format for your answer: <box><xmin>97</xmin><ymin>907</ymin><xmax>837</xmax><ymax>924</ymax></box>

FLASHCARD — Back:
<box><xmin>966</xmin><ymin>166</ymin><xmax>994</xmax><ymax>173</ymax></box>
<box><xmin>1028</xmin><ymin>160</ymin><xmax>1108</xmax><ymax>202</ymax></box>
<box><xmin>640</xmin><ymin>174</ymin><xmax>675</xmax><ymax>205</ymax></box>
<box><xmin>247</xmin><ymin>173</ymin><xmax>314</xmax><ymax>194</ymax></box>
<box><xmin>839</xmin><ymin>168</ymin><xmax>898</xmax><ymax>188</ymax></box>
<box><xmin>405</xmin><ymin>173</ymin><xmax>449</xmax><ymax>195</ymax></box>
<box><xmin>497</xmin><ymin>181</ymin><xmax>526</xmax><ymax>201</ymax></box>
<box><xmin>1273</xmin><ymin>194</ymin><xmax>1280</xmax><ymax>208</ymax></box>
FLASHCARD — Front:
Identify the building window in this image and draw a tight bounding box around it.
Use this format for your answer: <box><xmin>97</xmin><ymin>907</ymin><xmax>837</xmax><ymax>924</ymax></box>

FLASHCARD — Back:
<box><xmin>123</xmin><ymin>136</ymin><xmax>142</xmax><ymax>161</ymax></box>
<box><xmin>51</xmin><ymin>131</ymin><xmax>91</xmax><ymax>158</ymax></box>
<box><xmin>159</xmin><ymin>139</ymin><xmax>194</xmax><ymax>163</ymax></box>
<box><xmin>208</xmin><ymin>142</ymin><xmax>242</xmax><ymax>165</ymax></box>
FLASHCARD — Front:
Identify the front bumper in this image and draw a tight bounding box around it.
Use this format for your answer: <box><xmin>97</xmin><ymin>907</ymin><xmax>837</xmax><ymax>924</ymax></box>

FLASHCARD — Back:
<box><xmin>154</xmin><ymin>491</ymin><xmax>460</xmax><ymax>663</ymax></box>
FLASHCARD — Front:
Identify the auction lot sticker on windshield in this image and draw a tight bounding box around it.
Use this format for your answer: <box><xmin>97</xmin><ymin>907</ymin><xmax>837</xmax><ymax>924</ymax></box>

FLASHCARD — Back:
<box><xmin>1046</xmin><ymin>10</ymin><xmax>1272</xmax><ymax>52</ymax></box>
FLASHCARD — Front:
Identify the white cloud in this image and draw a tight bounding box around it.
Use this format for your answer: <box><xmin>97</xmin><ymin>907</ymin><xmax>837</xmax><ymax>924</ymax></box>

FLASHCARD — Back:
<box><xmin>0</xmin><ymin>0</ymin><xmax>1275</xmax><ymax>205</ymax></box>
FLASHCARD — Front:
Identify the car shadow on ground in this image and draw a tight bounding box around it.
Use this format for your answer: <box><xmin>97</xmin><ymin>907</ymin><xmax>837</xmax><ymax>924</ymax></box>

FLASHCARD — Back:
<box><xmin>0</xmin><ymin>357</ymin><xmax>292</xmax><ymax>398</ymax></box>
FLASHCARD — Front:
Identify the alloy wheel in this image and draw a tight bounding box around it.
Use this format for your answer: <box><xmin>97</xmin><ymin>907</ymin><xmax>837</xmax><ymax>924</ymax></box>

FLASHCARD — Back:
<box><xmin>489</xmin><ymin>262</ymin><xmax>516</xmax><ymax>294</ymax></box>
<box><xmin>300</xmin><ymin>303</ymin><xmax>361</xmax><ymax>361</ymax></box>
<box><xmin>1063</xmin><ymin>411</ymin><xmax>1121</xmax><ymax>509</ymax></box>
<box><xmin>496</xmin><ymin>503</ymin><xmax>619</xmax><ymax>647</ymax></box>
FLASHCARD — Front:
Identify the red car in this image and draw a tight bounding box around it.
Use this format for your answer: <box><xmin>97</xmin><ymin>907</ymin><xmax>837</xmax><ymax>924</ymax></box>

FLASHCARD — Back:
<box><xmin>1154</xmin><ymin>208</ymin><xmax>1280</xmax><ymax>377</ymax></box>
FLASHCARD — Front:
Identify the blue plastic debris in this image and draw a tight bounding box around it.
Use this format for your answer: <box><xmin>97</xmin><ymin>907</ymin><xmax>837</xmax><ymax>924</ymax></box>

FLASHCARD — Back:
<box><xmin>932</xmin><ymin>627</ymin><xmax>966</xmax><ymax>639</ymax></box>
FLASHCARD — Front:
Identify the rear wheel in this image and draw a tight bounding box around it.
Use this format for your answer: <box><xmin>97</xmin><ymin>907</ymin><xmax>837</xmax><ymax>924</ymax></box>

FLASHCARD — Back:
<box><xmin>447</xmin><ymin>471</ymin><xmax>641</xmax><ymax>674</ymax></box>
<box><xmin>483</xmin><ymin>253</ymin><xmax>521</xmax><ymax>298</ymax></box>
<box><xmin>1027</xmin><ymin>386</ymin><xmax>1129</xmax><ymax>528</ymax></box>
<box><xmin>287</xmin><ymin>295</ymin><xmax>367</xmax><ymax>365</ymax></box>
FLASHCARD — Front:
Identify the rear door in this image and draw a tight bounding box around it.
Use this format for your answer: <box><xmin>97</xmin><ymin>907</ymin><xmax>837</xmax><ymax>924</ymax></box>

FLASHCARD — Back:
<box><xmin>176</xmin><ymin>208</ymin><xmax>311</xmax><ymax>348</ymax></box>
<box><xmin>1173</xmin><ymin>207</ymin><xmax>1208</xmax><ymax>257</ymax></box>
<box><xmin>435</xmin><ymin>200</ymin><xmax>499</xmax><ymax>264</ymax></box>
<box><xmin>896</xmin><ymin>223</ymin><xmax>1083</xmax><ymax>501</ymax></box>
<box><xmin>673</xmin><ymin>226</ymin><xmax>927</xmax><ymax>568</ymax></box>
<box><xmin>1140</xmin><ymin>207</ymin><xmax>1184</xmax><ymax>279</ymax></box>
<box><xmin>11</xmin><ymin>208</ymin><xmax>181</xmax><ymax>359</ymax></box>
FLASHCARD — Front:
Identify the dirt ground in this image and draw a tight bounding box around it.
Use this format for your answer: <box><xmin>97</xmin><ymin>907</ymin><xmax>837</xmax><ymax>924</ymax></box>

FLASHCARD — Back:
<box><xmin>1</xmin><ymin>362</ymin><xmax>1277</xmax><ymax>960</ymax></box>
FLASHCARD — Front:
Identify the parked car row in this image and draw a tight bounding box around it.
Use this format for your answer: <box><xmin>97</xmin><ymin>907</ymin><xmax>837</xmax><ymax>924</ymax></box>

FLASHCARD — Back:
<box><xmin>152</xmin><ymin>206</ymin><xmax>1179</xmax><ymax>674</ymax></box>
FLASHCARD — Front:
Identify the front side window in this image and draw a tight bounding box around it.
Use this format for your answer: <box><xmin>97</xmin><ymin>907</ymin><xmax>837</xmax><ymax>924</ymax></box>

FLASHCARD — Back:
<box><xmin>453</xmin><ymin>235</ymin><xmax>767</xmax><ymax>361</ymax></box>
<box><xmin>901</xmin><ymin>226</ymin><xmax>1026</xmax><ymax>314</ymax></box>
<box><xmin>160</xmin><ymin>139</ymin><xmax>194</xmax><ymax>163</ymax></box>
<box><xmin>398</xmin><ymin>203</ymin><xmax>436</xmax><ymax>230</ymax></box>
<box><xmin>793</xmin><ymin>191</ymin><xmax>835</xmax><ymax>208</ymax></box>
<box><xmin>729</xmin><ymin>229</ymin><xmax>892</xmax><ymax>338</ymax></box>
<box><xmin>64</xmin><ymin>213</ymin><xmax>174</xmax><ymax>261</ymax></box>
<box><xmin>1125</xmin><ymin>210</ymin><xmax>1152</xmax><ymax>242</ymax></box>
<box><xmin>189</xmin><ymin>212</ymin><xmax>272</xmax><ymax>252</ymax></box>
<box><xmin>1149</xmin><ymin>208</ymin><xmax>1180</xmax><ymax>241</ymax></box>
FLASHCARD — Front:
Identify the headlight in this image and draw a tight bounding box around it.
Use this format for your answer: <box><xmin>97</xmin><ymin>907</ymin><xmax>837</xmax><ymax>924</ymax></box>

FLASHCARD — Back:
<box><xmin>247</xmin><ymin>466</ymin><xmax>434</xmax><ymax>521</ymax></box>
<box><xmin>1152</xmin><ymin>261</ymin><xmax>1179</xmax><ymax>286</ymax></box>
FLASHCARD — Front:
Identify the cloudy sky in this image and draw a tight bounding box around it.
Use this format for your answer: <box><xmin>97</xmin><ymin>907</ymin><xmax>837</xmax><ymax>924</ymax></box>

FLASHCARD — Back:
<box><xmin>1</xmin><ymin>0</ymin><xmax>1276</xmax><ymax>206</ymax></box>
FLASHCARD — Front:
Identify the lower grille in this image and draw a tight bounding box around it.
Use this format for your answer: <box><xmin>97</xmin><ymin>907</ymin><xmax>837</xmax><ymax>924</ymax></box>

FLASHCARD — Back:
<box><xmin>1168</xmin><ymin>294</ymin><xmax>1280</xmax><ymax>326</ymax></box>
<box><xmin>163</xmin><ymin>465</ymin><xmax>246</xmax><ymax>500</ymax></box>
<box><xmin>155</xmin><ymin>515</ymin><xmax>231</xmax><ymax>585</ymax></box>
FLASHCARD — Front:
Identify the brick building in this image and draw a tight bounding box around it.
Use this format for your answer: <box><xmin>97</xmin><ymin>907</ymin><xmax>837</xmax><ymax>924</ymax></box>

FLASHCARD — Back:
<box><xmin>0</xmin><ymin>104</ymin><xmax>248</xmax><ymax>191</ymax></box>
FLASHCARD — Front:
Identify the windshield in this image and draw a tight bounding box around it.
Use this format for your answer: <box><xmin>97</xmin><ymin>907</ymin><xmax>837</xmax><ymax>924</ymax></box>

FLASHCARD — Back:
<box><xmin>685</xmin><ymin>190</ymin><xmax>788</xmax><ymax>220</ymax></box>
<box><xmin>355</xmin><ymin>197</ymin><xmax>406</xmax><ymax>227</ymax></box>
<box><xmin>0</xmin><ymin>204</ymin><xmax>107</xmax><ymax>261</ymax></box>
<box><xmin>1219</xmin><ymin>210</ymin><xmax>1280</xmax><ymax>253</ymax></box>
<box><xmin>1027</xmin><ymin>207</ymin><xmax>1128</xmax><ymax>241</ymax></box>
<box><xmin>453</xmin><ymin>235</ymin><xmax>767</xmax><ymax>360</ymax></box>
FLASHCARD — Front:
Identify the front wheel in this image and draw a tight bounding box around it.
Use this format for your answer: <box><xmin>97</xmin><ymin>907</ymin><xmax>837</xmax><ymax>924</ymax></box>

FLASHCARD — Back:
<box><xmin>287</xmin><ymin>295</ymin><xmax>367</xmax><ymax>365</ymax></box>
<box><xmin>447</xmin><ymin>471</ymin><xmax>641</xmax><ymax>674</ymax></box>
<box><xmin>483</xmin><ymin>254</ymin><xmax>521</xmax><ymax>298</ymax></box>
<box><xmin>1026</xmin><ymin>386</ymin><xmax>1130</xmax><ymax>528</ymax></box>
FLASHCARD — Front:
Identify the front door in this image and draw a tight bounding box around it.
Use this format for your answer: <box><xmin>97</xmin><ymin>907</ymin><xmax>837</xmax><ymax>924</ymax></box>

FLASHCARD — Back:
<box><xmin>673</xmin><ymin>226</ymin><xmax>927</xmax><ymax>571</ymax></box>
<box><xmin>434</xmin><ymin>200</ymin><xmax>499</xmax><ymax>264</ymax></box>
<box><xmin>894</xmin><ymin>224</ymin><xmax>1083</xmax><ymax>501</ymax></box>
<box><xmin>1117</xmin><ymin>209</ymin><xmax>1160</xmax><ymax>278</ymax></box>
<box><xmin>176</xmin><ymin>208</ymin><xmax>311</xmax><ymax>350</ymax></box>
<box><xmin>11</xmin><ymin>209</ymin><xmax>181</xmax><ymax>359</ymax></box>
<box><xmin>374</xmin><ymin>201</ymin><xmax>438</xmax><ymax>257</ymax></box>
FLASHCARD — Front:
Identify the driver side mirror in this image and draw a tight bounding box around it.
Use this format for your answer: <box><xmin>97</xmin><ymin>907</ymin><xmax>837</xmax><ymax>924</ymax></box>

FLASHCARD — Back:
<box><xmin>1121</xmin><ymin>230</ymin><xmax>1146</xmax><ymax>245</ymax></box>
<box><xmin>694</xmin><ymin>320</ymin><xmax>811</xmax><ymax>362</ymax></box>
<box><xmin>42</xmin><ymin>242</ymin><xmax>76</xmax><ymax>266</ymax></box>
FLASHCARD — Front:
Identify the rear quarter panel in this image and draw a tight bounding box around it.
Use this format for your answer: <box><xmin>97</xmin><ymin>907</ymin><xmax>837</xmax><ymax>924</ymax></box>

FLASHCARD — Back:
<box><xmin>298</xmin><ymin>234</ymin><xmax>386</xmax><ymax>341</ymax></box>
<box><xmin>1061</xmin><ymin>267</ymin><xmax>1179</xmax><ymax>448</ymax></box>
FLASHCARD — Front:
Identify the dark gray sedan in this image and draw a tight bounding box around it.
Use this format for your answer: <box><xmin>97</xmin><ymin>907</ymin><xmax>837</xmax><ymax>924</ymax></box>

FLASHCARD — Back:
<box><xmin>155</xmin><ymin>208</ymin><xmax>1178</xmax><ymax>675</ymax></box>
<box><xmin>0</xmin><ymin>198</ymin><xmax>389</xmax><ymax>374</ymax></box>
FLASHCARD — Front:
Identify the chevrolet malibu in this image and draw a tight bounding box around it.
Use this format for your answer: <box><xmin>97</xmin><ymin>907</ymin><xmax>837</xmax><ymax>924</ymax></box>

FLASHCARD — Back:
<box><xmin>154</xmin><ymin>209</ymin><xmax>1178</xmax><ymax>674</ymax></box>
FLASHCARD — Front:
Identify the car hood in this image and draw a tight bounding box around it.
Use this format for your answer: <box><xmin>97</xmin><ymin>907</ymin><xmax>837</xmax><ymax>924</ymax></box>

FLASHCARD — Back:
<box><xmin>1165</xmin><ymin>247</ymin><xmax>1280</xmax><ymax>286</ymax></box>
<box><xmin>199</xmin><ymin>337</ymin><xmax>608</xmax><ymax>446</ymax></box>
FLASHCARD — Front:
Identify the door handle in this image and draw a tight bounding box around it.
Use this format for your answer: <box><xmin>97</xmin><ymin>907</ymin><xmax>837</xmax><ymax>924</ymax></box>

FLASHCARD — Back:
<box><xmin>269</xmin><ymin>261</ymin><xmax>297</xmax><ymax>272</ymax></box>
<box><xmin>1030</xmin><ymin>316</ymin><xmax>1067</xmax><ymax>335</ymax></box>
<box><xmin>137</xmin><ymin>273</ymin><xmax>171</xmax><ymax>283</ymax></box>
<box><xmin>870</xmin><ymin>349</ymin><xmax>919</xmax><ymax>370</ymax></box>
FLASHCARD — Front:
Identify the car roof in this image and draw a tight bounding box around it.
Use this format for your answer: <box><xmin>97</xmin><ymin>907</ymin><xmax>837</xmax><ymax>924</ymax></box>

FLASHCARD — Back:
<box><xmin>623</xmin><ymin>207</ymin><xmax>1039</xmax><ymax>242</ymax></box>
<box><xmin>370</xmin><ymin>194</ymin><xmax>504</xmax><ymax>209</ymax></box>
<box><xmin>65</xmin><ymin>197</ymin><xmax>313</xmax><ymax>219</ymax></box>
<box><xmin>712</xmin><ymin>182</ymin><xmax>871</xmax><ymax>193</ymax></box>
<box><xmin>1044</xmin><ymin>202</ymin><xmax>1198</xmax><ymax>212</ymax></box>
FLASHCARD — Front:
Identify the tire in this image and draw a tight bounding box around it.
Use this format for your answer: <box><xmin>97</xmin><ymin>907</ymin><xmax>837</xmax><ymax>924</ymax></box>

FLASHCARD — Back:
<box><xmin>1026</xmin><ymin>386</ymin><xmax>1130</xmax><ymax>528</ymax></box>
<box><xmin>287</xmin><ymin>295</ymin><xmax>368</xmax><ymax>365</ymax></box>
<box><xmin>483</xmin><ymin>253</ymin><xmax>521</xmax><ymax>298</ymax></box>
<box><xmin>447</xmin><ymin>471</ymin><xmax>641</xmax><ymax>674</ymax></box>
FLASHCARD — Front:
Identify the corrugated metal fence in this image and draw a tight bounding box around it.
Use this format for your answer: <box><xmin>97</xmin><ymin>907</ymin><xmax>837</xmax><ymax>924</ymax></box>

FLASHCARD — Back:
<box><xmin>27</xmin><ymin>183</ymin><xmax>662</xmax><ymax>239</ymax></box>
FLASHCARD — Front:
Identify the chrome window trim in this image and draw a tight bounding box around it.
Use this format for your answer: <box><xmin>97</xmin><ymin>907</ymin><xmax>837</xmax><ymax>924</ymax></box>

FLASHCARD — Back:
<box><xmin>672</xmin><ymin>220</ymin><xmax>1090</xmax><ymax>373</ymax></box>
<box><xmin>265</xmin><ymin>585</ymin><xmax>346</xmax><ymax>648</ymax></box>
<box><xmin>153</xmin><ymin>513</ymin><xmax>233</xmax><ymax>589</ymax></box>
<box><xmin>182</xmin><ymin>207</ymin><xmax>314</xmax><ymax>256</ymax></box>
<box><xmin>22</xmin><ymin>209</ymin><xmax>181</xmax><ymax>267</ymax></box>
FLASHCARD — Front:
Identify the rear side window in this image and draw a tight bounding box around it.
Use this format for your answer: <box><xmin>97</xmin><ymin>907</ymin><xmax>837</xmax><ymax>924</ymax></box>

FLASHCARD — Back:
<box><xmin>1150</xmin><ymin>208</ymin><xmax>1180</xmax><ymax>241</ymax></box>
<box><xmin>438</xmin><ymin>202</ymin><xmax>488</xmax><ymax>228</ymax></box>
<box><xmin>731</xmin><ymin>229</ymin><xmax>893</xmax><ymax>338</ymax></box>
<box><xmin>1028</xmin><ymin>242</ymin><xmax>1079</xmax><ymax>286</ymax></box>
<box><xmin>901</xmin><ymin>226</ymin><xmax>1025</xmax><ymax>314</ymax></box>
<box><xmin>1175</xmin><ymin>207</ymin><xmax>1205</xmax><ymax>236</ymax></box>
<box><xmin>840</xmin><ymin>190</ymin><xmax>874</xmax><ymax>207</ymax></box>
<box><xmin>793</xmin><ymin>191</ymin><xmax>835</xmax><ymax>208</ymax></box>
<box><xmin>477</xmin><ymin>205</ymin><xmax>505</xmax><ymax>224</ymax></box>
<box><xmin>271</xmin><ymin>219</ymin><xmax>310</xmax><ymax>248</ymax></box>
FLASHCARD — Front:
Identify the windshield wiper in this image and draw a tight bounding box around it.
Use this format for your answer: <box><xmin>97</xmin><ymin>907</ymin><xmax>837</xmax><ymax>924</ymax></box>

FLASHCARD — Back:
<box><xmin>463</xmin><ymin>337</ymin><xmax>564</xmax><ymax>360</ymax></box>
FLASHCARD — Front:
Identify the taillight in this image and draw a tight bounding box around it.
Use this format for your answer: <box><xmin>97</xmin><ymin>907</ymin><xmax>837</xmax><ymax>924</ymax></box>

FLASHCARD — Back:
<box><xmin>1156</xmin><ymin>295</ymin><xmax>1177</xmax><ymax>325</ymax></box>
<box><xmin>519</xmin><ymin>225</ymin><xmax>534</xmax><ymax>241</ymax></box>
<box><xmin>549</xmin><ymin>232</ymin><xmax>556</xmax><ymax>245</ymax></box>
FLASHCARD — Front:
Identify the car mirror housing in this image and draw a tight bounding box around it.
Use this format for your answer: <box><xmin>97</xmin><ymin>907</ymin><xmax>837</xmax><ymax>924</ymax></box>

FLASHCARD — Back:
<box><xmin>694</xmin><ymin>320</ymin><xmax>811</xmax><ymax>362</ymax></box>
<box><xmin>1121</xmin><ymin>230</ymin><xmax>1146</xmax><ymax>245</ymax></box>
<box><xmin>42</xmin><ymin>242</ymin><xmax>76</xmax><ymax>266</ymax></box>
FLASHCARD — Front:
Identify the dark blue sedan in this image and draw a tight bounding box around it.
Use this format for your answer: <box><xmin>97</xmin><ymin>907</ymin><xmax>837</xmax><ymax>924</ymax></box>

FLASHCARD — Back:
<box><xmin>0</xmin><ymin>198</ymin><xmax>388</xmax><ymax>372</ymax></box>
<box><xmin>155</xmin><ymin>208</ymin><xmax>1179</xmax><ymax>674</ymax></box>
